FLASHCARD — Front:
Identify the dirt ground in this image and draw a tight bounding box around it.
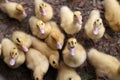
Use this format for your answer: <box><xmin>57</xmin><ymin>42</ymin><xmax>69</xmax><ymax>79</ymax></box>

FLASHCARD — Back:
<box><xmin>0</xmin><ymin>0</ymin><xmax>120</xmax><ymax>80</ymax></box>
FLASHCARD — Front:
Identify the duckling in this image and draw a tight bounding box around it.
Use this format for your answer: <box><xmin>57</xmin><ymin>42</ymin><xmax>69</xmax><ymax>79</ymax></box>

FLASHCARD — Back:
<box><xmin>0</xmin><ymin>44</ymin><xmax>1</xmax><ymax>56</ymax></box>
<box><xmin>88</xmin><ymin>48</ymin><xmax>120</xmax><ymax>80</ymax></box>
<box><xmin>63</xmin><ymin>37</ymin><xmax>86</xmax><ymax>68</ymax></box>
<box><xmin>60</xmin><ymin>6</ymin><xmax>82</xmax><ymax>35</ymax></box>
<box><xmin>29</xmin><ymin>16</ymin><xmax>52</xmax><ymax>39</ymax></box>
<box><xmin>84</xmin><ymin>10</ymin><xmax>105</xmax><ymax>40</ymax></box>
<box><xmin>26</xmin><ymin>48</ymin><xmax>49</xmax><ymax>80</ymax></box>
<box><xmin>104</xmin><ymin>0</ymin><xmax>120</xmax><ymax>31</ymax></box>
<box><xmin>57</xmin><ymin>62</ymin><xmax>81</xmax><ymax>80</ymax></box>
<box><xmin>12</xmin><ymin>31</ymin><xmax>32</xmax><ymax>52</ymax></box>
<box><xmin>45</xmin><ymin>21</ymin><xmax>65</xmax><ymax>50</ymax></box>
<box><xmin>31</xmin><ymin>36</ymin><xmax>59</xmax><ymax>69</ymax></box>
<box><xmin>35</xmin><ymin>0</ymin><xmax>53</xmax><ymax>22</ymax></box>
<box><xmin>0</xmin><ymin>0</ymin><xmax>27</xmax><ymax>21</ymax></box>
<box><xmin>1</xmin><ymin>38</ymin><xmax>25</xmax><ymax>68</ymax></box>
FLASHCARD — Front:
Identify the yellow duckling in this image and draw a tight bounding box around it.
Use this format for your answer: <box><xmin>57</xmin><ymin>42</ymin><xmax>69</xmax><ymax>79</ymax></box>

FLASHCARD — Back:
<box><xmin>35</xmin><ymin>0</ymin><xmax>53</xmax><ymax>22</ymax></box>
<box><xmin>84</xmin><ymin>10</ymin><xmax>105</xmax><ymax>40</ymax></box>
<box><xmin>29</xmin><ymin>16</ymin><xmax>52</xmax><ymax>39</ymax></box>
<box><xmin>26</xmin><ymin>48</ymin><xmax>49</xmax><ymax>80</ymax></box>
<box><xmin>12</xmin><ymin>31</ymin><xmax>32</xmax><ymax>52</ymax></box>
<box><xmin>57</xmin><ymin>62</ymin><xmax>81</xmax><ymax>80</ymax></box>
<box><xmin>45</xmin><ymin>21</ymin><xmax>65</xmax><ymax>50</ymax></box>
<box><xmin>88</xmin><ymin>48</ymin><xmax>120</xmax><ymax>80</ymax></box>
<box><xmin>60</xmin><ymin>6</ymin><xmax>82</xmax><ymax>35</ymax></box>
<box><xmin>63</xmin><ymin>37</ymin><xmax>86</xmax><ymax>68</ymax></box>
<box><xmin>1</xmin><ymin>38</ymin><xmax>25</xmax><ymax>68</ymax></box>
<box><xmin>0</xmin><ymin>0</ymin><xmax>27</xmax><ymax>21</ymax></box>
<box><xmin>31</xmin><ymin>36</ymin><xmax>59</xmax><ymax>69</ymax></box>
<box><xmin>105</xmin><ymin>0</ymin><xmax>120</xmax><ymax>31</ymax></box>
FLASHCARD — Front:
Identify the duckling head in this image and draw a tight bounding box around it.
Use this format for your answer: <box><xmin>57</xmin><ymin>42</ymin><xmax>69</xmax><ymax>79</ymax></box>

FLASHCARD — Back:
<box><xmin>34</xmin><ymin>67</ymin><xmax>44</xmax><ymax>80</ymax></box>
<box><xmin>74</xmin><ymin>11</ymin><xmax>82</xmax><ymax>25</ymax></box>
<box><xmin>36</xmin><ymin>20</ymin><xmax>45</xmax><ymax>34</ymax></box>
<box><xmin>9</xmin><ymin>47</ymin><xmax>19</xmax><ymax>66</ymax></box>
<box><xmin>93</xmin><ymin>18</ymin><xmax>102</xmax><ymax>35</ymax></box>
<box><xmin>67</xmin><ymin>38</ymin><xmax>77</xmax><ymax>56</ymax></box>
<box><xmin>51</xmin><ymin>33</ymin><xmax>62</xmax><ymax>50</ymax></box>
<box><xmin>15</xmin><ymin>37</ymin><xmax>28</xmax><ymax>52</ymax></box>
<box><xmin>39</xmin><ymin>3</ymin><xmax>47</xmax><ymax>16</ymax></box>
<box><xmin>16</xmin><ymin>4</ymin><xmax>27</xmax><ymax>17</ymax></box>
<box><xmin>49</xmin><ymin>55</ymin><xmax>59</xmax><ymax>69</ymax></box>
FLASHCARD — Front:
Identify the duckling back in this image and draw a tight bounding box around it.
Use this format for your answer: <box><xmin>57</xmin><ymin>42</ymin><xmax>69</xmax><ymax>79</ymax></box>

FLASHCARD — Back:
<box><xmin>31</xmin><ymin>36</ymin><xmax>59</xmax><ymax>69</ymax></box>
<box><xmin>88</xmin><ymin>48</ymin><xmax>120</xmax><ymax>79</ymax></box>
<box><xmin>57</xmin><ymin>62</ymin><xmax>81</xmax><ymax>80</ymax></box>
<box><xmin>60</xmin><ymin>6</ymin><xmax>73</xmax><ymax>29</ymax></box>
<box><xmin>26</xmin><ymin>48</ymin><xmax>49</xmax><ymax>72</ymax></box>
<box><xmin>105</xmin><ymin>0</ymin><xmax>120</xmax><ymax>31</ymax></box>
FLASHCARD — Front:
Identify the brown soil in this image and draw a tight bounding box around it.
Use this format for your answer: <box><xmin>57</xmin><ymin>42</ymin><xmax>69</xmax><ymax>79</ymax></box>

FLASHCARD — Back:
<box><xmin>0</xmin><ymin>0</ymin><xmax>120</xmax><ymax>80</ymax></box>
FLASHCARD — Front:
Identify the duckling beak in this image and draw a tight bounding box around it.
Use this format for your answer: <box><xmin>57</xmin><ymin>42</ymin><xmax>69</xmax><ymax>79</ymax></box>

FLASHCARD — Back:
<box><xmin>10</xmin><ymin>58</ymin><xmax>15</xmax><ymax>66</ymax></box>
<box><xmin>42</xmin><ymin>9</ymin><xmax>47</xmax><ymax>16</ymax></box>
<box><xmin>70</xmin><ymin>47</ymin><xmax>75</xmax><ymax>56</ymax></box>
<box><xmin>23</xmin><ymin>11</ymin><xmax>27</xmax><ymax>17</ymax></box>
<box><xmin>40</xmin><ymin>28</ymin><xmax>45</xmax><ymax>34</ymax></box>
<box><xmin>93</xmin><ymin>27</ymin><xmax>99</xmax><ymax>35</ymax></box>
<box><xmin>78</xmin><ymin>18</ymin><xmax>82</xmax><ymax>25</ymax></box>
<box><xmin>22</xmin><ymin>45</ymin><xmax>28</xmax><ymax>52</ymax></box>
<box><xmin>57</xmin><ymin>42</ymin><xmax>62</xmax><ymax>50</ymax></box>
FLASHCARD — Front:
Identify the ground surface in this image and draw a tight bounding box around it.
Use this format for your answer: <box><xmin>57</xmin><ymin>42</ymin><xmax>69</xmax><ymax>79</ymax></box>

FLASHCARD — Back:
<box><xmin>0</xmin><ymin>0</ymin><xmax>120</xmax><ymax>80</ymax></box>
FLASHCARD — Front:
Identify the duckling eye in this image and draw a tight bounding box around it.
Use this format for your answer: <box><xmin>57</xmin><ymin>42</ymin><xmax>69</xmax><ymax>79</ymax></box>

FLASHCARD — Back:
<box><xmin>36</xmin><ymin>77</ymin><xmax>39</xmax><ymax>80</ymax></box>
<box><xmin>16</xmin><ymin>38</ymin><xmax>21</xmax><ymax>43</ymax></box>
<box><xmin>15</xmin><ymin>53</ymin><xmax>17</xmax><ymax>55</ymax></box>
<box><xmin>97</xmin><ymin>19</ymin><xmax>99</xmax><ymax>22</ymax></box>
<box><xmin>41</xmin><ymin>23</ymin><xmax>43</xmax><ymax>25</ymax></box>
<box><xmin>68</xmin><ymin>77</ymin><xmax>72</xmax><ymax>80</ymax></box>
<box><xmin>100</xmin><ymin>23</ymin><xmax>102</xmax><ymax>25</ymax></box>
<box><xmin>75</xmin><ymin>42</ymin><xmax>76</xmax><ymax>44</ymax></box>
<box><xmin>52</xmin><ymin>61</ymin><xmax>55</xmax><ymax>64</ymax></box>
<box><xmin>13</xmin><ymin>48</ymin><xmax>16</xmax><ymax>49</ymax></box>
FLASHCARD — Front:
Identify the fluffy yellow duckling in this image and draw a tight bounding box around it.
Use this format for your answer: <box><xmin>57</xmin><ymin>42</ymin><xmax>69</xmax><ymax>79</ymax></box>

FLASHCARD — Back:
<box><xmin>12</xmin><ymin>31</ymin><xmax>32</xmax><ymax>52</ymax></box>
<box><xmin>88</xmin><ymin>48</ymin><xmax>120</xmax><ymax>80</ymax></box>
<box><xmin>45</xmin><ymin>21</ymin><xmax>65</xmax><ymax>50</ymax></box>
<box><xmin>0</xmin><ymin>0</ymin><xmax>27</xmax><ymax>21</ymax></box>
<box><xmin>35</xmin><ymin>0</ymin><xmax>53</xmax><ymax>22</ymax></box>
<box><xmin>84</xmin><ymin>10</ymin><xmax>105</xmax><ymax>40</ymax></box>
<box><xmin>31</xmin><ymin>36</ymin><xmax>59</xmax><ymax>69</ymax></box>
<box><xmin>105</xmin><ymin>0</ymin><xmax>120</xmax><ymax>31</ymax></box>
<box><xmin>57</xmin><ymin>62</ymin><xmax>81</xmax><ymax>80</ymax></box>
<box><xmin>63</xmin><ymin>37</ymin><xmax>86</xmax><ymax>68</ymax></box>
<box><xmin>1</xmin><ymin>38</ymin><xmax>25</xmax><ymax>68</ymax></box>
<box><xmin>60</xmin><ymin>6</ymin><xmax>82</xmax><ymax>35</ymax></box>
<box><xmin>29</xmin><ymin>16</ymin><xmax>52</xmax><ymax>39</ymax></box>
<box><xmin>26</xmin><ymin>48</ymin><xmax>49</xmax><ymax>80</ymax></box>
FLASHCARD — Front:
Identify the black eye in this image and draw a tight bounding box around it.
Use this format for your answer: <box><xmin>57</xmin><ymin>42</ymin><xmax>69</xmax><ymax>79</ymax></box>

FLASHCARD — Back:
<box><xmin>15</xmin><ymin>53</ymin><xmax>17</xmax><ymax>55</ymax></box>
<box><xmin>16</xmin><ymin>38</ymin><xmax>20</xmax><ymax>43</ymax></box>
<box><xmin>75</xmin><ymin>42</ymin><xmax>76</xmax><ymax>44</ymax></box>
<box><xmin>97</xmin><ymin>19</ymin><xmax>99</xmax><ymax>22</ymax></box>
<box><xmin>13</xmin><ymin>48</ymin><xmax>16</xmax><ymax>49</ymax></box>
<box><xmin>68</xmin><ymin>77</ymin><xmax>72</xmax><ymax>80</ymax></box>
<box><xmin>52</xmin><ymin>61</ymin><xmax>55</xmax><ymax>64</ymax></box>
<box><xmin>36</xmin><ymin>77</ymin><xmax>39</xmax><ymax>80</ymax></box>
<box><xmin>100</xmin><ymin>23</ymin><xmax>102</xmax><ymax>25</ymax></box>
